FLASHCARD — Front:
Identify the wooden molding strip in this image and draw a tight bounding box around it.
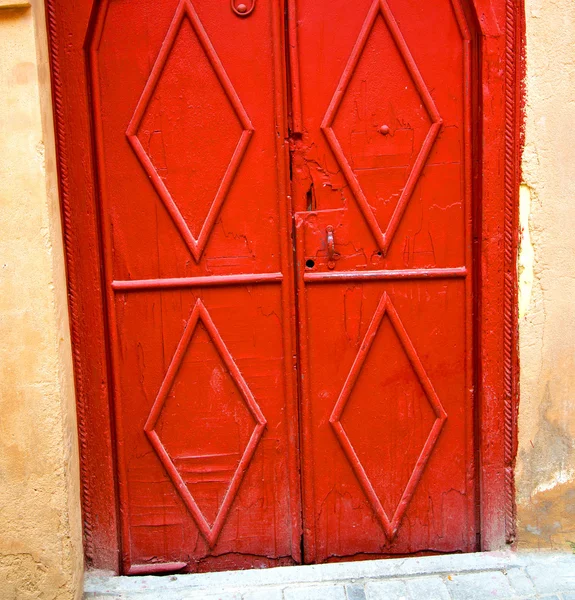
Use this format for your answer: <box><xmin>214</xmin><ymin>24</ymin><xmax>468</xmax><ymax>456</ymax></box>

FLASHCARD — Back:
<box><xmin>304</xmin><ymin>267</ymin><xmax>467</xmax><ymax>284</ymax></box>
<box><xmin>112</xmin><ymin>272</ymin><xmax>284</xmax><ymax>291</ymax></box>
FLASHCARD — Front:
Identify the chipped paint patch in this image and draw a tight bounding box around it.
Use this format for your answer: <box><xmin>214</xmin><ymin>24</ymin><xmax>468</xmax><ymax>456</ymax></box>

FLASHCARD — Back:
<box><xmin>518</xmin><ymin>476</ymin><xmax>575</xmax><ymax>550</ymax></box>
<box><xmin>532</xmin><ymin>468</ymin><xmax>575</xmax><ymax>496</ymax></box>
<box><xmin>518</xmin><ymin>183</ymin><xmax>534</xmax><ymax>320</ymax></box>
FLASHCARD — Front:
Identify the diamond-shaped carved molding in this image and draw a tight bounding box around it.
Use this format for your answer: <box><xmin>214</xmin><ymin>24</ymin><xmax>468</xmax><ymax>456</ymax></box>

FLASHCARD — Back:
<box><xmin>126</xmin><ymin>0</ymin><xmax>253</xmax><ymax>262</ymax></box>
<box><xmin>321</xmin><ymin>0</ymin><xmax>442</xmax><ymax>256</ymax></box>
<box><xmin>144</xmin><ymin>299</ymin><xmax>266</xmax><ymax>547</ymax></box>
<box><xmin>330</xmin><ymin>292</ymin><xmax>447</xmax><ymax>540</ymax></box>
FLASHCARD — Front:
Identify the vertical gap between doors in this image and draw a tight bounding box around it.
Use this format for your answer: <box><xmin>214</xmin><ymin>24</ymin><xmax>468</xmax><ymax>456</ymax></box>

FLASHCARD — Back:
<box><xmin>282</xmin><ymin>0</ymin><xmax>307</xmax><ymax>565</ymax></box>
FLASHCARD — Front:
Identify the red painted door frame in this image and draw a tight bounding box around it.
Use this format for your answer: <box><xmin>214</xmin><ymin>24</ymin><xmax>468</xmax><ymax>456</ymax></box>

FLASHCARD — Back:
<box><xmin>45</xmin><ymin>0</ymin><xmax>522</xmax><ymax>572</ymax></box>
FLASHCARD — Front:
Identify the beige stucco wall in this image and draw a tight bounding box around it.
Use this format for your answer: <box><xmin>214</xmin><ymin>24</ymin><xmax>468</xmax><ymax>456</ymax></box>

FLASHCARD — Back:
<box><xmin>0</xmin><ymin>0</ymin><xmax>573</xmax><ymax>597</ymax></box>
<box><xmin>516</xmin><ymin>0</ymin><xmax>575</xmax><ymax>549</ymax></box>
<box><xmin>0</xmin><ymin>2</ymin><xmax>84</xmax><ymax>599</ymax></box>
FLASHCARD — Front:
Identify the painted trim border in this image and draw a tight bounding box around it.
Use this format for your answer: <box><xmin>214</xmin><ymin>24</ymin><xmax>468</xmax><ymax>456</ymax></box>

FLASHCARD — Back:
<box><xmin>46</xmin><ymin>0</ymin><xmax>96</xmax><ymax>565</ymax></box>
<box><xmin>503</xmin><ymin>0</ymin><xmax>522</xmax><ymax>545</ymax></box>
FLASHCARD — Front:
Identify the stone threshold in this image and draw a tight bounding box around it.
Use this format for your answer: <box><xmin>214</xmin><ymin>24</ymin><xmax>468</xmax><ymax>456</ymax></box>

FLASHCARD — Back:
<box><xmin>85</xmin><ymin>551</ymin><xmax>575</xmax><ymax>598</ymax></box>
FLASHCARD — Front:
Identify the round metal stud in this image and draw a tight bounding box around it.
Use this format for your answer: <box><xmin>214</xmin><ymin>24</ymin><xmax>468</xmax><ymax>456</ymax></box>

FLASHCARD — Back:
<box><xmin>379</xmin><ymin>124</ymin><xmax>390</xmax><ymax>135</ymax></box>
<box><xmin>231</xmin><ymin>0</ymin><xmax>255</xmax><ymax>17</ymax></box>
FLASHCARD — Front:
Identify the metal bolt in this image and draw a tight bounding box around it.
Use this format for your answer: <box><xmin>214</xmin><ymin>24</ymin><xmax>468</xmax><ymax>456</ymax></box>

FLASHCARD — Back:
<box><xmin>379</xmin><ymin>124</ymin><xmax>390</xmax><ymax>135</ymax></box>
<box><xmin>236</xmin><ymin>3</ymin><xmax>247</xmax><ymax>12</ymax></box>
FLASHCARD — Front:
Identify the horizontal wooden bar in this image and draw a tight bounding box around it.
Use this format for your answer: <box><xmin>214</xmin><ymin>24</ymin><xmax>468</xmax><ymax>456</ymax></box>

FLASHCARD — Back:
<box><xmin>112</xmin><ymin>272</ymin><xmax>283</xmax><ymax>291</ymax></box>
<box><xmin>127</xmin><ymin>562</ymin><xmax>187</xmax><ymax>575</ymax></box>
<box><xmin>304</xmin><ymin>267</ymin><xmax>467</xmax><ymax>283</ymax></box>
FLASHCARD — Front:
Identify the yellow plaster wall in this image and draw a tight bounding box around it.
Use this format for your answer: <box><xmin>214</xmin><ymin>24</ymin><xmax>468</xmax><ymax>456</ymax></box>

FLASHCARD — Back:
<box><xmin>0</xmin><ymin>2</ymin><xmax>84</xmax><ymax>598</ymax></box>
<box><xmin>517</xmin><ymin>0</ymin><xmax>575</xmax><ymax>549</ymax></box>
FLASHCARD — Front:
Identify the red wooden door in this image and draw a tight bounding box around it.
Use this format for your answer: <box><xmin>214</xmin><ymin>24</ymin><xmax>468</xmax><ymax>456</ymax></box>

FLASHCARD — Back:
<box><xmin>79</xmin><ymin>0</ymin><xmax>476</xmax><ymax>573</ymax></box>
<box><xmin>291</xmin><ymin>0</ymin><xmax>477</xmax><ymax>561</ymax></box>
<box><xmin>88</xmin><ymin>0</ymin><xmax>301</xmax><ymax>573</ymax></box>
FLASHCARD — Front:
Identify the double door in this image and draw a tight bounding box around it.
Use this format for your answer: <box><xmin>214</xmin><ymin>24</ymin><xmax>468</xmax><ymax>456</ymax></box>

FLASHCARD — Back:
<box><xmin>89</xmin><ymin>0</ymin><xmax>476</xmax><ymax>572</ymax></box>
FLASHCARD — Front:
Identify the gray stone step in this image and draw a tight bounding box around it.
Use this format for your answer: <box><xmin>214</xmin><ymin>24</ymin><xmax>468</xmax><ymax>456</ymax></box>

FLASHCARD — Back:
<box><xmin>84</xmin><ymin>551</ymin><xmax>575</xmax><ymax>600</ymax></box>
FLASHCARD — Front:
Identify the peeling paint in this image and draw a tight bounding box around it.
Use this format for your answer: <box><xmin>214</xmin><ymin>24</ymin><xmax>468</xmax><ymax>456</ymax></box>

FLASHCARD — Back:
<box><xmin>518</xmin><ymin>184</ymin><xmax>534</xmax><ymax>320</ymax></box>
<box><xmin>532</xmin><ymin>468</ymin><xmax>575</xmax><ymax>496</ymax></box>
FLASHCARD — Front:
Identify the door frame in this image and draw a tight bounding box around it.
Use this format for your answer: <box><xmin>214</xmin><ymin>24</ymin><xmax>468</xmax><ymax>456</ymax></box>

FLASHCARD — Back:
<box><xmin>45</xmin><ymin>0</ymin><xmax>523</xmax><ymax>572</ymax></box>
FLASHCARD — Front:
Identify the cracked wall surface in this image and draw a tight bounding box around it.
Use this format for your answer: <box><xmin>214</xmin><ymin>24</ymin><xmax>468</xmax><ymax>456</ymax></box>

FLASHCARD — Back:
<box><xmin>0</xmin><ymin>1</ymin><xmax>83</xmax><ymax>598</ymax></box>
<box><xmin>517</xmin><ymin>0</ymin><xmax>575</xmax><ymax>550</ymax></box>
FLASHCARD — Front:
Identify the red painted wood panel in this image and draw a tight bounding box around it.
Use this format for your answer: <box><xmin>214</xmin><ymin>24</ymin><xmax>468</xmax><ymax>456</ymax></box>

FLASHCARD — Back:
<box><xmin>47</xmin><ymin>0</ymin><xmax>523</xmax><ymax>574</ymax></box>
<box><xmin>290</xmin><ymin>0</ymin><xmax>477</xmax><ymax>561</ymax></box>
<box><xmin>88</xmin><ymin>0</ymin><xmax>301</xmax><ymax>572</ymax></box>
